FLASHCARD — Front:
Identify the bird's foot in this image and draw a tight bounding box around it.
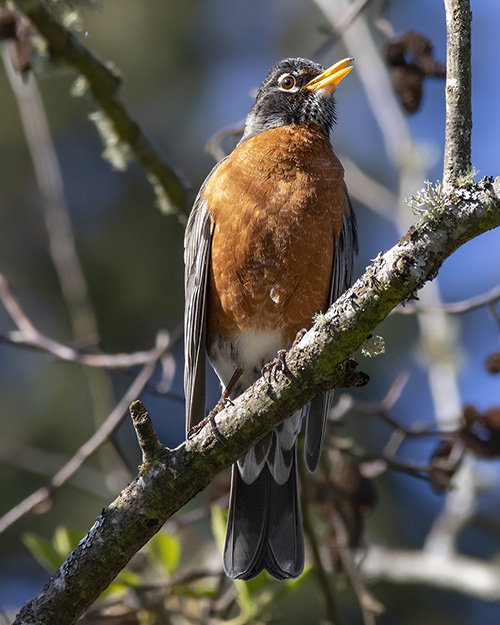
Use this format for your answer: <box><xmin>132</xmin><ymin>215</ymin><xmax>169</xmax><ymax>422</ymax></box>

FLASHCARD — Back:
<box><xmin>262</xmin><ymin>349</ymin><xmax>288</xmax><ymax>382</ymax></box>
<box><xmin>187</xmin><ymin>367</ymin><xmax>244</xmax><ymax>444</ymax></box>
<box><xmin>187</xmin><ymin>405</ymin><xmax>226</xmax><ymax>443</ymax></box>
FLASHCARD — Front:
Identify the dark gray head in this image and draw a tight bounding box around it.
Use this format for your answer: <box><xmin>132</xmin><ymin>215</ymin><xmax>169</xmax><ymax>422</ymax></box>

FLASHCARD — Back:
<box><xmin>241</xmin><ymin>57</ymin><xmax>353</xmax><ymax>141</ymax></box>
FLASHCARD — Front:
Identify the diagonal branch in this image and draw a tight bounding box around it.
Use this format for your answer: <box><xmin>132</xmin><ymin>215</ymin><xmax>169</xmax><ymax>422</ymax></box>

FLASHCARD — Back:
<box><xmin>14</xmin><ymin>178</ymin><xmax>500</xmax><ymax>625</ymax></box>
<box><xmin>9</xmin><ymin>0</ymin><xmax>190</xmax><ymax>214</ymax></box>
<box><xmin>0</xmin><ymin>331</ymin><xmax>171</xmax><ymax>535</ymax></box>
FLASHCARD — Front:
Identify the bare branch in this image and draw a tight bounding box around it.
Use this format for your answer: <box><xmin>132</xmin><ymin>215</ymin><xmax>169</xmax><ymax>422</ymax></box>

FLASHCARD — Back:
<box><xmin>395</xmin><ymin>284</ymin><xmax>500</xmax><ymax>315</ymax></box>
<box><xmin>0</xmin><ymin>440</ymin><xmax>111</xmax><ymax>498</ymax></box>
<box><xmin>205</xmin><ymin>122</ymin><xmax>245</xmax><ymax>162</ymax></box>
<box><xmin>129</xmin><ymin>401</ymin><xmax>164</xmax><ymax>466</ymax></box>
<box><xmin>2</xmin><ymin>46</ymin><xmax>126</xmax><ymax>480</ymax></box>
<box><xmin>361</xmin><ymin>547</ymin><xmax>500</xmax><ymax>601</ymax></box>
<box><xmin>443</xmin><ymin>0</ymin><xmax>472</xmax><ymax>193</ymax></box>
<box><xmin>0</xmin><ymin>275</ymin><xmax>37</xmax><ymax>336</ymax></box>
<box><xmin>2</xmin><ymin>47</ymin><xmax>98</xmax><ymax>342</ymax></box>
<box><xmin>0</xmin><ymin>273</ymin><xmax>181</xmax><ymax>369</ymax></box>
<box><xmin>0</xmin><ymin>332</ymin><xmax>170</xmax><ymax>535</ymax></box>
<box><xmin>329</xmin><ymin>506</ymin><xmax>383</xmax><ymax>624</ymax></box>
<box><xmin>313</xmin><ymin>0</ymin><xmax>374</xmax><ymax>59</ymax></box>
<box><xmin>298</xmin><ymin>459</ymin><xmax>342</xmax><ymax>625</ymax></box>
<box><xmin>424</xmin><ymin>462</ymin><xmax>477</xmax><ymax>556</ymax></box>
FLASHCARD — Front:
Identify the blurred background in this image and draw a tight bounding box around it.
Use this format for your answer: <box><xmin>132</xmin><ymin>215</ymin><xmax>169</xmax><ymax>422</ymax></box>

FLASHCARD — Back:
<box><xmin>1</xmin><ymin>0</ymin><xmax>500</xmax><ymax>623</ymax></box>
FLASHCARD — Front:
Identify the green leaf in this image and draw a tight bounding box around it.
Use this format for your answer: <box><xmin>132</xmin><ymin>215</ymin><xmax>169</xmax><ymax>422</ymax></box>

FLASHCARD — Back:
<box><xmin>146</xmin><ymin>531</ymin><xmax>181</xmax><ymax>575</ymax></box>
<box><xmin>53</xmin><ymin>526</ymin><xmax>83</xmax><ymax>558</ymax></box>
<box><xmin>233</xmin><ymin>579</ymin><xmax>254</xmax><ymax>622</ymax></box>
<box><xmin>245</xmin><ymin>572</ymin><xmax>269</xmax><ymax>596</ymax></box>
<box><xmin>175</xmin><ymin>584</ymin><xmax>218</xmax><ymax>599</ymax></box>
<box><xmin>284</xmin><ymin>565</ymin><xmax>310</xmax><ymax>590</ymax></box>
<box><xmin>210</xmin><ymin>505</ymin><xmax>227</xmax><ymax>553</ymax></box>
<box><xmin>101</xmin><ymin>569</ymin><xmax>141</xmax><ymax>599</ymax></box>
<box><xmin>22</xmin><ymin>533</ymin><xmax>62</xmax><ymax>572</ymax></box>
<box><xmin>23</xmin><ymin>526</ymin><xmax>86</xmax><ymax>572</ymax></box>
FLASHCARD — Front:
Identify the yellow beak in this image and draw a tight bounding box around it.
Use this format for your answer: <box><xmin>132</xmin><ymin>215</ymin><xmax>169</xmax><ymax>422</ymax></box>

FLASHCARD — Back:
<box><xmin>303</xmin><ymin>57</ymin><xmax>354</xmax><ymax>95</ymax></box>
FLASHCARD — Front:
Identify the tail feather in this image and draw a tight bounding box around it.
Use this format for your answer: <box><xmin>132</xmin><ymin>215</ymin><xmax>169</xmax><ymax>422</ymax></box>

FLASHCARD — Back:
<box><xmin>265</xmin><ymin>450</ymin><xmax>304</xmax><ymax>579</ymax></box>
<box><xmin>223</xmin><ymin>447</ymin><xmax>304</xmax><ymax>580</ymax></box>
<box><xmin>223</xmin><ymin>464</ymin><xmax>269</xmax><ymax>579</ymax></box>
<box><xmin>237</xmin><ymin>435</ymin><xmax>272</xmax><ymax>484</ymax></box>
<box><xmin>304</xmin><ymin>391</ymin><xmax>333</xmax><ymax>472</ymax></box>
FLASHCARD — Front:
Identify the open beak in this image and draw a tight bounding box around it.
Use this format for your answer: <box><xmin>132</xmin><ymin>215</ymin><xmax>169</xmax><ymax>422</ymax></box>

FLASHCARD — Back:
<box><xmin>304</xmin><ymin>57</ymin><xmax>354</xmax><ymax>95</ymax></box>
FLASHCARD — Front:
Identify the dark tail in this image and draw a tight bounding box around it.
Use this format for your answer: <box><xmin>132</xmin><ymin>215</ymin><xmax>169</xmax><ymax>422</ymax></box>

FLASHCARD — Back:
<box><xmin>223</xmin><ymin>448</ymin><xmax>304</xmax><ymax>580</ymax></box>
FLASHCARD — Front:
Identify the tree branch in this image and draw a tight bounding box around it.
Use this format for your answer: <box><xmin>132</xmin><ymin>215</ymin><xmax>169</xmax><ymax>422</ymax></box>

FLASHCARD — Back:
<box><xmin>129</xmin><ymin>401</ymin><xmax>164</xmax><ymax>466</ymax></box>
<box><xmin>361</xmin><ymin>547</ymin><xmax>500</xmax><ymax>601</ymax></box>
<box><xmin>13</xmin><ymin>179</ymin><xmax>500</xmax><ymax>625</ymax></box>
<box><xmin>298</xmin><ymin>459</ymin><xmax>342</xmax><ymax>625</ymax></box>
<box><xmin>443</xmin><ymin>0</ymin><xmax>473</xmax><ymax>193</ymax></box>
<box><xmin>0</xmin><ymin>331</ymin><xmax>171</xmax><ymax>535</ymax></box>
<box><xmin>0</xmin><ymin>273</ymin><xmax>183</xmax><ymax>369</ymax></box>
<box><xmin>395</xmin><ymin>283</ymin><xmax>500</xmax><ymax>315</ymax></box>
<box><xmin>2</xmin><ymin>47</ymin><xmax>99</xmax><ymax>342</ymax></box>
<box><xmin>9</xmin><ymin>0</ymin><xmax>190</xmax><ymax>214</ymax></box>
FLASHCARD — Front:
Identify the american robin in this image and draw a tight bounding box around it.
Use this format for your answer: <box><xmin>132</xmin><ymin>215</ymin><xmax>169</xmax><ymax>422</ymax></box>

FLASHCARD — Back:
<box><xmin>184</xmin><ymin>57</ymin><xmax>357</xmax><ymax>580</ymax></box>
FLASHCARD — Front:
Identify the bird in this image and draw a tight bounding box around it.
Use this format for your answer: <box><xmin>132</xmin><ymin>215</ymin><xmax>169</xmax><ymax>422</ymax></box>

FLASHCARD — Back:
<box><xmin>184</xmin><ymin>56</ymin><xmax>357</xmax><ymax>580</ymax></box>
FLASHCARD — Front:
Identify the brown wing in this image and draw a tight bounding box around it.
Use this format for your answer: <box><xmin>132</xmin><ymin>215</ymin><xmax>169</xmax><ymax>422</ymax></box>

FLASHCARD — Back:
<box><xmin>184</xmin><ymin>162</ymin><xmax>226</xmax><ymax>432</ymax></box>
<box><xmin>304</xmin><ymin>191</ymin><xmax>358</xmax><ymax>471</ymax></box>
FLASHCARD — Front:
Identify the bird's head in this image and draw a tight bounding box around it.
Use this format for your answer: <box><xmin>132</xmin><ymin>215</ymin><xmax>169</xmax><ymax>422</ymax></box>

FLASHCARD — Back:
<box><xmin>242</xmin><ymin>57</ymin><xmax>353</xmax><ymax>141</ymax></box>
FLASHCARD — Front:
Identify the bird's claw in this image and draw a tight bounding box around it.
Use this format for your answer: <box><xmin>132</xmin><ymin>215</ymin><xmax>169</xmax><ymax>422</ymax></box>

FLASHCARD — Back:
<box><xmin>187</xmin><ymin>367</ymin><xmax>244</xmax><ymax>444</ymax></box>
<box><xmin>187</xmin><ymin>406</ymin><xmax>225</xmax><ymax>444</ymax></box>
<box><xmin>262</xmin><ymin>349</ymin><xmax>288</xmax><ymax>382</ymax></box>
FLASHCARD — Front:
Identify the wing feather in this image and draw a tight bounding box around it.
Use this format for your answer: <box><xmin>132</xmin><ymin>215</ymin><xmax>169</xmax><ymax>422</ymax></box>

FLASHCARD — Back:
<box><xmin>184</xmin><ymin>162</ymin><xmax>227</xmax><ymax>431</ymax></box>
<box><xmin>304</xmin><ymin>191</ymin><xmax>358</xmax><ymax>471</ymax></box>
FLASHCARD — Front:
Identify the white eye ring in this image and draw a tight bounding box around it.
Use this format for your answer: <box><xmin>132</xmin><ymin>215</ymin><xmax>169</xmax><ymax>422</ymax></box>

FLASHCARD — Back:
<box><xmin>278</xmin><ymin>73</ymin><xmax>299</xmax><ymax>92</ymax></box>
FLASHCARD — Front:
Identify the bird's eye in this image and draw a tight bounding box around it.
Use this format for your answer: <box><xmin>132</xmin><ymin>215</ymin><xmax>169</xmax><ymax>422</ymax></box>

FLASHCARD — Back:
<box><xmin>278</xmin><ymin>74</ymin><xmax>296</xmax><ymax>91</ymax></box>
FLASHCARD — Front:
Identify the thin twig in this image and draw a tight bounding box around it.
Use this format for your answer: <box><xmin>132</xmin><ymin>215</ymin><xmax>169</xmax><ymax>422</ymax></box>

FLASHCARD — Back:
<box><xmin>313</xmin><ymin>0</ymin><xmax>413</xmax><ymax>165</ymax></box>
<box><xmin>332</xmin><ymin>437</ymin><xmax>432</xmax><ymax>482</ymax></box>
<box><xmin>0</xmin><ymin>440</ymin><xmax>111</xmax><ymax>499</ymax></box>
<box><xmin>424</xmin><ymin>459</ymin><xmax>476</xmax><ymax>557</ymax></box>
<box><xmin>329</xmin><ymin>506</ymin><xmax>383</xmax><ymax>625</ymax></box>
<box><xmin>204</xmin><ymin>121</ymin><xmax>245</xmax><ymax>162</ymax></box>
<box><xmin>0</xmin><ymin>273</ymin><xmax>181</xmax><ymax>369</ymax></box>
<box><xmin>347</xmin><ymin>372</ymin><xmax>409</xmax><ymax>416</ymax></box>
<box><xmin>298</xmin><ymin>456</ymin><xmax>341</xmax><ymax>625</ymax></box>
<box><xmin>0</xmin><ymin>275</ymin><xmax>36</xmax><ymax>335</ymax></box>
<box><xmin>313</xmin><ymin>0</ymin><xmax>465</xmax><ymax>432</ymax></box>
<box><xmin>3</xmin><ymin>44</ymin><xmax>126</xmax><ymax>480</ymax></box>
<box><xmin>422</xmin><ymin>0</ymin><xmax>475</xmax><ymax>557</ymax></box>
<box><xmin>0</xmin><ymin>331</ymin><xmax>170</xmax><ymax>534</ymax></box>
<box><xmin>313</xmin><ymin>0</ymin><xmax>374</xmax><ymax>59</ymax></box>
<box><xmin>395</xmin><ymin>284</ymin><xmax>500</xmax><ymax>315</ymax></box>
<box><xmin>313</xmin><ymin>0</ymin><xmax>464</xmax><ymax>434</ymax></box>
<box><xmin>134</xmin><ymin>568</ymin><xmax>224</xmax><ymax>592</ymax></box>
<box><xmin>2</xmin><ymin>47</ymin><xmax>99</xmax><ymax>343</ymax></box>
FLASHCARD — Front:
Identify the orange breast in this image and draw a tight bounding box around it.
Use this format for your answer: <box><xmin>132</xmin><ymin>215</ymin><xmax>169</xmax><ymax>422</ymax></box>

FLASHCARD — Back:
<box><xmin>205</xmin><ymin>124</ymin><xmax>349</xmax><ymax>347</ymax></box>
